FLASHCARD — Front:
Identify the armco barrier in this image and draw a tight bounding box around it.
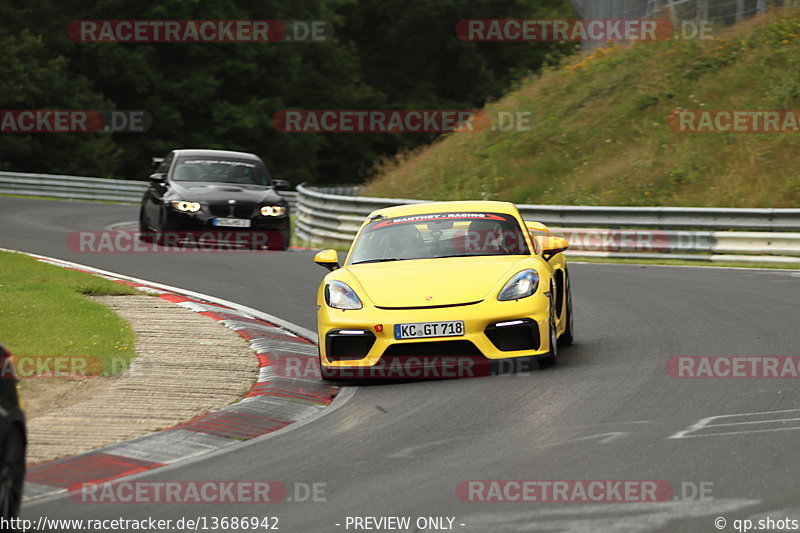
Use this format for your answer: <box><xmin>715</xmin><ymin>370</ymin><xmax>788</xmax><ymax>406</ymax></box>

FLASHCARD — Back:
<box><xmin>295</xmin><ymin>185</ymin><xmax>800</xmax><ymax>264</ymax></box>
<box><xmin>0</xmin><ymin>171</ymin><xmax>148</xmax><ymax>202</ymax></box>
<box><xmin>0</xmin><ymin>171</ymin><xmax>298</xmax><ymax>207</ymax></box>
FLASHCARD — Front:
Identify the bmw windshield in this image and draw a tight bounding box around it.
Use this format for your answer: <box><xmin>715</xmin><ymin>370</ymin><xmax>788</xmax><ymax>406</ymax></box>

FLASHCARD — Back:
<box><xmin>172</xmin><ymin>157</ymin><xmax>270</xmax><ymax>186</ymax></box>
<box><xmin>349</xmin><ymin>212</ymin><xmax>530</xmax><ymax>265</ymax></box>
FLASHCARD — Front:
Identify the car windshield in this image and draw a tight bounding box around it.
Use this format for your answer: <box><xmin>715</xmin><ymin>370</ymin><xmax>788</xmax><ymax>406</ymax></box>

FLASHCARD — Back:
<box><xmin>172</xmin><ymin>158</ymin><xmax>269</xmax><ymax>186</ymax></box>
<box><xmin>349</xmin><ymin>212</ymin><xmax>530</xmax><ymax>264</ymax></box>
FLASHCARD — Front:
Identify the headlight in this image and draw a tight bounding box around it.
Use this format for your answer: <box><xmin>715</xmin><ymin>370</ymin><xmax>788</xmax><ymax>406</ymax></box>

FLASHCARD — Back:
<box><xmin>498</xmin><ymin>270</ymin><xmax>539</xmax><ymax>301</ymax></box>
<box><xmin>325</xmin><ymin>281</ymin><xmax>363</xmax><ymax>310</ymax></box>
<box><xmin>261</xmin><ymin>205</ymin><xmax>286</xmax><ymax>217</ymax></box>
<box><xmin>171</xmin><ymin>201</ymin><xmax>201</xmax><ymax>213</ymax></box>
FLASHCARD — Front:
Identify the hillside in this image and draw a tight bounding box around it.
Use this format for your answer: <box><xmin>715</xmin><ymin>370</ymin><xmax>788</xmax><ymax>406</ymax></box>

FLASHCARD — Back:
<box><xmin>364</xmin><ymin>9</ymin><xmax>800</xmax><ymax>208</ymax></box>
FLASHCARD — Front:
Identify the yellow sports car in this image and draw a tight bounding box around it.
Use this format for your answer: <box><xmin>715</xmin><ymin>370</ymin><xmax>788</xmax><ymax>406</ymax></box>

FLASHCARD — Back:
<box><xmin>313</xmin><ymin>200</ymin><xmax>574</xmax><ymax>380</ymax></box>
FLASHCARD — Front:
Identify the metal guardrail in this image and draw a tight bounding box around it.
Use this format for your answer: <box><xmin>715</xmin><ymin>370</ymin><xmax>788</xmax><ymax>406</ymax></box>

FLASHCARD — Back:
<box><xmin>0</xmin><ymin>171</ymin><xmax>298</xmax><ymax>207</ymax></box>
<box><xmin>0</xmin><ymin>171</ymin><xmax>148</xmax><ymax>203</ymax></box>
<box><xmin>295</xmin><ymin>184</ymin><xmax>800</xmax><ymax>264</ymax></box>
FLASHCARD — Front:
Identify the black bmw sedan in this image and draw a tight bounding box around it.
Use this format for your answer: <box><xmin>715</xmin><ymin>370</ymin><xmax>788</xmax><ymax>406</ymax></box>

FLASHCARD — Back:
<box><xmin>139</xmin><ymin>149</ymin><xmax>291</xmax><ymax>250</ymax></box>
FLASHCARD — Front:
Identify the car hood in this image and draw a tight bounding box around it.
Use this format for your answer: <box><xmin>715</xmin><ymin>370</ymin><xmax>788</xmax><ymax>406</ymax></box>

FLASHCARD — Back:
<box><xmin>346</xmin><ymin>256</ymin><xmax>528</xmax><ymax>308</ymax></box>
<box><xmin>167</xmin><ymin>181</ymin><xmax>283</xmax><ymax>203</ymax></box>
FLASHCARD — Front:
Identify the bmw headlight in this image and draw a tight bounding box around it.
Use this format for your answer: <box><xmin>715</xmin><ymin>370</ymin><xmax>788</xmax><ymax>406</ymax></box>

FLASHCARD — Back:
<box><xmin>498</xmin><ymin>270</ymin><xmax>539</xmax><ymax>301</ymax></box>
<box><xmin>325</xmin><ymin>281</ymin><xmax>363</xmax><ymax>310</ymax></box>
<box><xmin>261</xmin><ymin>205</ymin><xmax>286</xmax><ymax>217</ymax></box>
<box><xmin>171</xmin><ymin>201</ymin><xmax>201</xmax><ymax>213</ymax></box>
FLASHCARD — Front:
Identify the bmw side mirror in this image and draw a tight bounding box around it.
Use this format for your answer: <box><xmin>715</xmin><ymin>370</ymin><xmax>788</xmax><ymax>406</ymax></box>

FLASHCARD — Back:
<box><xmin>314</xmin><ymin>249</ymin><xmax>340</xmax><ymax>271</ymax></box>
<box><xmin>272</xmin><ymin>179</ymin><xmax>291</xmax><ymax>191</ymax></box>
<box><xmin>149</xmin><ymin>172</ymin><xmax>166</xmax><ymax>182</ymax></box>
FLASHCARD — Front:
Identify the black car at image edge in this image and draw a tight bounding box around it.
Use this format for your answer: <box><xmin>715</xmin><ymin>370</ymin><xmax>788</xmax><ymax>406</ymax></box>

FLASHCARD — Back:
<box><xmin>0</xmin><ymin>343</ymin><xmax>26</xmax><ymax>522</ymax></box>
<box><xmin>139</xmin><ymin>149</ymin><xmax>292</xmax><ymax>250</ymax></box>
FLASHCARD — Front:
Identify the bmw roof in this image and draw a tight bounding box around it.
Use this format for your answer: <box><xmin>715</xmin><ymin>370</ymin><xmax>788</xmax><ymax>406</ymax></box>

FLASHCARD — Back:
<box><xmin>173</xmin><ymin>149</ymin><xmax>263</xmax><ymax>161</ymax></box>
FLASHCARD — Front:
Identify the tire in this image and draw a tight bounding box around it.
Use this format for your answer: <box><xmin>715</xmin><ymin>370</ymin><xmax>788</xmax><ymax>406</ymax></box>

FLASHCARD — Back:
<box><xmin>0</xmin><ymin>425</ymin><xmax>25</xmax><ymax>522</ymax></box>
<box><xmin>318</xmin><ymin>348</ymin><xmax>346</xmax><ymax>383</ymax></box>
<box><xmin>138</xmin><ymin>207</ymin><xmax>153</xmax><ymax>242</ymax></box>
<box><xmin>153</xmin><ymin>208</ymin><xmax>168</xmax><ymax>246</ymax></box>
<box><xmin>539</xmin><ymin>289</ymin><xmax>559</xmax><ymax>366</ymax></box>
<box><xmin>558</xmin><ymin>270</ymin><xmax>575</xmax><ymax>346</ymax></box>
<box><xmin>279</xmin><ymin>228</ymin><xmax>291</xmax><ymax>251</ymax></box>
<box><xmin>269</xmin><ymin>227</ymin><xmax>290</xmax><ymax>251</ymax></box>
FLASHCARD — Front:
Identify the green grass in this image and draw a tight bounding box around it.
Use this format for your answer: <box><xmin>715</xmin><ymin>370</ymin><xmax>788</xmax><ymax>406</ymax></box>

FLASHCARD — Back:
<box><xmin>365</xmin><ymin>7</ymin><xmax>800</xmax><ymax>208</ymax></box>
<box><xmin>0</xmin><ymin>251</ymin><xmax>138</xmax><ymax>376</ymax></box>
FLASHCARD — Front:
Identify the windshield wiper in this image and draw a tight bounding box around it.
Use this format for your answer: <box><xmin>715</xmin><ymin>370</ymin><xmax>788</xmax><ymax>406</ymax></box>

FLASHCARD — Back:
<box><xmin>352</xmin><ymin>258</ymin><xmax>402</xmax><ymax>264</ymax></box>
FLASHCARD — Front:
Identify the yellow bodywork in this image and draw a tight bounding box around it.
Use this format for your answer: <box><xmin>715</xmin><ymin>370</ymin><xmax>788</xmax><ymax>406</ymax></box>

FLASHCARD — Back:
<box><xmin>315</xmin><ymin>200</ymin><xmax>571</xmax><ymax>371</ymax></box>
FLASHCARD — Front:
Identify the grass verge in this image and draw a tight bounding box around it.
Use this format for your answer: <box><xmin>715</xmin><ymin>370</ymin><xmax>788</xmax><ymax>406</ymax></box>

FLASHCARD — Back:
<box><xmin>365</xmin><ymin>7</ymin><xmax>800</xmax><ymax>208</ymax></box>
<box><xmin>0</xmin><ymin>251</ymin><xmax>138</xmax><ymax>377</ymax></box>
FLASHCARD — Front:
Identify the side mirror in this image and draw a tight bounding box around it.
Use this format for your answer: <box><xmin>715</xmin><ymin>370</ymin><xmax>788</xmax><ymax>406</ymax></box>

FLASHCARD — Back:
<box><xmin>541</xmin><ymin>236</ymin><xmax>569</xmax><ymax>261</ymax></box>
<box><xmin>314</xmin><ymin>249</ymin><xmax>340</xmax><ymax>271</ymax></box>
<box><xmin>525</xmin><ymin>221</ymin><xmax>551</xmax><ymax>235</ymax></box>
<box><xmin>152</xmin><ymin>157</ymin><xmax>164</xmax><ymax>169</ymax></box>
<box><xmin>272</xmin><ymin>179</ymin><xmax>291</xmax><ymax>191</ymax></box>
<box><xmin>149</xmin><ymin>172</ymin><xmax>166</xmax><ymax>182</ymax></box>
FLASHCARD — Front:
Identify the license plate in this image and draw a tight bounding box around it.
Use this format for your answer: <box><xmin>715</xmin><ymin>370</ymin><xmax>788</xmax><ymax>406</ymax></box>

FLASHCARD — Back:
<box><xmin>394</xmin><ymin>321</ymin><xmax>465</xmax><ymax>339</ymax></box>
<box><xmin>213</xmin><ymin>218</ymin><xmax>251</xmax><ymax>228</ymax></box>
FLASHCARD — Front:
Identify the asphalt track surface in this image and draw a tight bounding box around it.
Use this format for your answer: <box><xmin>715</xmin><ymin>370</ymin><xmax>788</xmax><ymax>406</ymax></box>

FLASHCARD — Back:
<box><xmin>4</xmin><ymin>196</ymin><xmax>800</xmax><ymax>532</ymax></box>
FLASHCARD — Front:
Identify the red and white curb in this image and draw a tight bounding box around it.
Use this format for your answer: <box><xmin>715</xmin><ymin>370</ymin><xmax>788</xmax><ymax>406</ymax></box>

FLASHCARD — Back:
<box><xmin>15</xmin><ymin>252</ymin><xmax>341</xmax><ymax>503</ymax></box>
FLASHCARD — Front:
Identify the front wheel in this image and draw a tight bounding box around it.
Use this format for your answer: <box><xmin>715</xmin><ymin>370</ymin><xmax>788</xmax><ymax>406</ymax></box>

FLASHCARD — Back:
<box><xmin>152</xmin><ymin>207</ymin><xmax>170</xmax><ymax>246</ymax></box>
<box><xmin>318</xmin><ymin>348</ymin><xmax>347</xmax><ymax>383</ymax></box>
<box><xmin>272</xmin><ymin>227</ymin><xmax>290</xmax><ymax>251</ymax></box>
<box><xmin>138</xmin><ymin>207</ymin><xmax>153</xmax><ymax>242</ymax></box>
<box><xmin>538</xmin><ymin>302</ymin><xmax>559</xmax><ymax>366</ymax></box>
<box><xmin>558</xmin><ymin>270</ymin><xmax>575</xmax><ymax>346</ymax></box>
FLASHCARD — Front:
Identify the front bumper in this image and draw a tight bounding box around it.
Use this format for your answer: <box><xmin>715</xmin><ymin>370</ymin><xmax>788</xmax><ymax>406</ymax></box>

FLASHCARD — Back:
<box><xmin>164</xmin><ymin>209</ymin><xmax>289</xmax><ymax>232</ymax></box>
<box><xmin>162</xmin><ymin>209</ymin><xmax>290</xmax><ymax>248</ymax></box>
<box><xmin>317</xmin><ymin>292</ymin><xmax>552</xmax><ymax>371</ymax></box>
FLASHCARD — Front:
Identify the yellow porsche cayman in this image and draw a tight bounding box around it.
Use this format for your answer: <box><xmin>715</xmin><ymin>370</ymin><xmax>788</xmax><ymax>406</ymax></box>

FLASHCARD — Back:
<box><xmin>313</xmin><ymin>201</ymin><xmax>574</xmax><ymax>380</ymax></box>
